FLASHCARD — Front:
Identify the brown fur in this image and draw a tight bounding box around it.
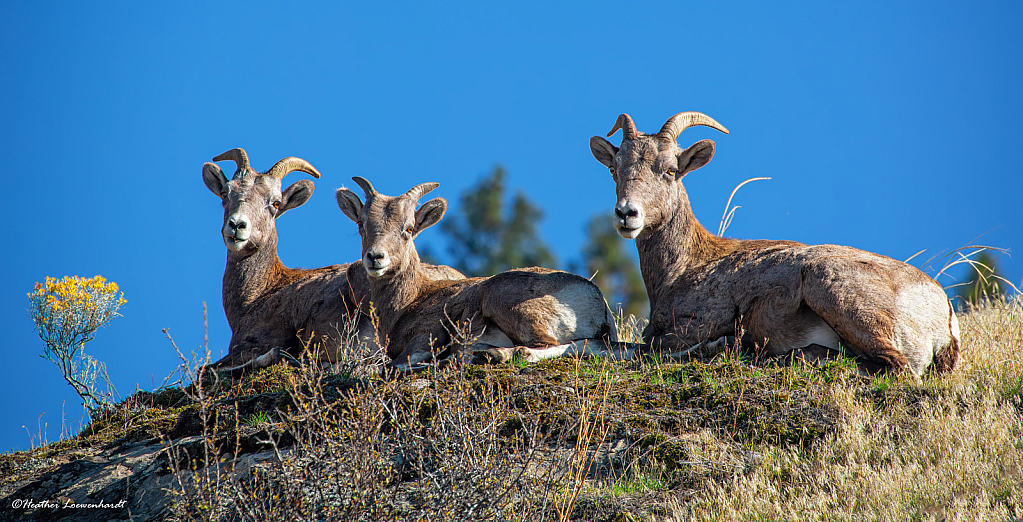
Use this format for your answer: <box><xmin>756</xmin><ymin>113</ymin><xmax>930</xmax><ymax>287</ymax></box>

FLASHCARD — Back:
<box><xmin>202</xmin><ymin>152</ymin><xmax>463</xmax><ymax>373</ymax></box>
<box><xmin>590</xmin><ymin>114</ymin><xmax>959</xmax><ymax>377</ymax></box>
<box><xmin>336</xmin><ymin>180</ymin><xmax>615</xmax><ymax>369</ymax></box>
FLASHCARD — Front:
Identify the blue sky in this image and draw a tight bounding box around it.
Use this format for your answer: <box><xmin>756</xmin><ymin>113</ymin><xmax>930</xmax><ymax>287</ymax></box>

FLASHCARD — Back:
<box><xmin>2</xmin><ymin>2</ymin><xmax>1020</xmax><ymax>452</ymax></box>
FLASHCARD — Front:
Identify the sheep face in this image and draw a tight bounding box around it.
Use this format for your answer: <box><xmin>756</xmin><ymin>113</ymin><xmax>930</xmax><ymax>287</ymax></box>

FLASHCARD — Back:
<box><xmin>591</xmin><ymin>134</ymin><xmax>717</xmax><ymax>239</ymax></box>
<box><xmin>336</xmin><ymin>179</ymin><xmax>446</xmax><ymax>279</ymax></box>
<box><xmin>203</xmin><ymin>162</ymin><xmax>314</xmax><ymax>254</ymax></box>
<box><xmin>590</xmin><ymin>113</ymin><xmax>726</xmax><ymax>239</ymax></box>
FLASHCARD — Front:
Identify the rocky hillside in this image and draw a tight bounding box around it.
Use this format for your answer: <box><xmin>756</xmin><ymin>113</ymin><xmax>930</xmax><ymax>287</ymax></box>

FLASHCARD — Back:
<box><xmin>2</xmin><ymin>298</ymin><xmax>1021</xmax><ymax>521</ymax></box>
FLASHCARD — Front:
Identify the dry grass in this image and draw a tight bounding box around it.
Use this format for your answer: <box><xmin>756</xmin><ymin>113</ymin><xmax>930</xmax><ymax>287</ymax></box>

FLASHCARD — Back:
<box><xmin>162</xmin><ymin>333</ymin><xmax>575</xmax><ymax>521</ymax></box>
<box><xmin>662</xmin><ymin>296</ymin><xmax>1023</xmax><ymax>522</ymax></box>
<box><xmin>5</xmin><ymin>297</ymin><xmax>1019</xmax><ymax>522</ymax></box>
<box><xmin>157</xmin><ymin>296</ymin><xmax>1023</xmax><ymax>521</ymax></box>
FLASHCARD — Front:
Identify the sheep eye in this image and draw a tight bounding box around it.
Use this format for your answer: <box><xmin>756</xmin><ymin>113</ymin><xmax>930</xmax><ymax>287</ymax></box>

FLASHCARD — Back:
<box><xmin>666</xmin><ymin>169</ymin><xmax>677</xmax><ymax>176</ymax></box>
<box><xmin>272</xmin><ymin>201</ymin><xmax>281</xmax><ymax>209</ymax></box>
<box><xmin>609</xmin><ymin>167</ymin><xmax>616</xmax><ymax>176</ymax></box>
<box><xmin>405</xmin><ymin>226</ymin><xmax>415</xmax><ymax>235</ymax></box>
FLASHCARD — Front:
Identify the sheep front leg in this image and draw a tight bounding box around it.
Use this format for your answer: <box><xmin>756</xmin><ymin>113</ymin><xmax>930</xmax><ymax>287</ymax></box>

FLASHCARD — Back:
<box><xmin>385</xmin><ymin>333</ymin><xmax>448</xmax><ymax>373</ymax></box>
<box><xmin>471</xmin><ymin>339</ymin><xmax>643</xmax><ymax>364</ymax></box>
<box><xmin>645</xmin><ymin>335</ymin><xmax>728</xmax><ymax>360</ymax></box>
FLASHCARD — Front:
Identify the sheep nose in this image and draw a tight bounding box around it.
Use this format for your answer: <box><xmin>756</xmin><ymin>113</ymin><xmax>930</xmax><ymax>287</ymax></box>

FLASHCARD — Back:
<box><xmin>227</xmin><ymin>214</ymin><xmax>249</xmax><ymax>231</ymax></box>
<box><xmin>615</xmin><ymin>203</ymin><xmax>638</xmax><ymax>220</ymax></box>
<box><xmin>366</xmin><ymin>249</ymin><xmax>386</xmax><ymax>264</ymax></box>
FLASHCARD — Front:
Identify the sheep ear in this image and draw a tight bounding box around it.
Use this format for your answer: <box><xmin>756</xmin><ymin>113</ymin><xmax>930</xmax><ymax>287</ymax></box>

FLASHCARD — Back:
<box><xmin>675</xmin><ymin>140</ymin><xmax>716</xmax><ymax>179</ymax></box>
<box><xmin>336</xmin><ymin>188</ymin><xmax>363</xmax><ymax>223</ymax></box>
<box><xmin>278</xmin><ymin>179</ymin><xmax>315</xmax><ymax>217</ymax></box>
<box><xmin>414</xmin><ymin>197</ymin><xmax>447</xmax><ymax>235</ymax></box>
<box><xmin>589</xmin><ymin>136</ymin><xmax>618</xmax><ymax>169</ymax></box>
<box><xmin>203</xmin><ymin>163</ymin><xmax>229</xmax><ymax>198</ymax></box>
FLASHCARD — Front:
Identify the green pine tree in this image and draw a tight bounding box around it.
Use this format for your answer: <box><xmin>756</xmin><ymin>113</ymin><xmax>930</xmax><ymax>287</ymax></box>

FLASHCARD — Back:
<box><xmin>439</xmin><ymin>166</ymin><xmax>556</xmax><ymax>277</ymax></box>
<box><xmin>580</xmin><ymin>213</ymin><xmax>648</xmax><ymax>317</ymax></box>
<box><xmin>957</xmin><ymin>250</ymin><xmax>1006</xmax><ymax>306</ymax></box>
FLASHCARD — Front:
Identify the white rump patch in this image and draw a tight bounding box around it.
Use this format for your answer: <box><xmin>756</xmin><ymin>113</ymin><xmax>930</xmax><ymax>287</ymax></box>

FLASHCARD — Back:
<box><xmin>894</xmin><ymin>283</ymin><xmax>950</xmax><ymax>376</ymax></box>
<box><xmin>547</xmin><ymin>284</ymin><xmax>607</xmax><ymax>343</ymax></box>
<box><xmin>896</xmin><ymin>283</ymin><xmax>945</xmax><ymax>318</ymax></box>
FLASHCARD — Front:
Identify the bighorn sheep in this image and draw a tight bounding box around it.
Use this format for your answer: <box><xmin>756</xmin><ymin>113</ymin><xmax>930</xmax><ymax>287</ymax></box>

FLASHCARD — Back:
<box><xmin>335</xmin><ymin>177</ymin><xmax>631</xmax><ymax>371</ymax></box>
<box><xmin>202</xmin><ymin>148</ymin><xmax>463</xmax><ymax>374</ymax></box>
<box><xmin>589</xmin><ymin>112</ymin><xmax>960</xmax><ymax>377</ymax></box>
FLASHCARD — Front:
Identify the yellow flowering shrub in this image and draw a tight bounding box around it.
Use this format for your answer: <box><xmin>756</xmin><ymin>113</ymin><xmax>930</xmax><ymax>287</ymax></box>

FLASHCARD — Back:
<box><xmin>28</xmin><ymin>275</ymin><xmax>126</xmax><ymax>416</ymax></box>
<box><xmin>29</xmin><ymin>275</ymin><xmax>125</xmax><ymax>333</ymax></box>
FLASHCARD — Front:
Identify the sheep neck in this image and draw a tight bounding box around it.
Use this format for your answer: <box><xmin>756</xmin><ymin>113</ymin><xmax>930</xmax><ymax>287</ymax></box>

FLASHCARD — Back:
<box><xmin>367</xmin><ymin>249</ymin><xmax>428</xmax><ymax>337</ymax></box>
<box><xmin>222</xmin><ymin>230</ymin><xmax>289</xmax><ymax>327</ymax></box>
<box><xmin>635</xmin><ymin>185</ymin><xmax>735</xmax><ymax>306</ymax></box>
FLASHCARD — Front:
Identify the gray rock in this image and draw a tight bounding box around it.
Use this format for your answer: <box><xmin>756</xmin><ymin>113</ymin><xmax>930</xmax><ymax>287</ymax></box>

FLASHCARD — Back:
<box><xmin>0</xmin><ymin>436</ymin><xmax>281</xmax><ymax>522</ymax></box>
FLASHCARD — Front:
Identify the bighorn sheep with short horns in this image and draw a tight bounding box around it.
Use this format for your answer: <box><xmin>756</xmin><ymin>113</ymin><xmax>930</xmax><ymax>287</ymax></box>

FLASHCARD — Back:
<box><xmin>589</xmin><ymin>113</ymin><xmax>959</xmax><ymax>377</ymax></box>
<box><xmin>335</xmin><ymin>177</ymin><xmax>632</xmax><ymax>371</ymax></box>
<box><xmin>202</xmin><ymin>148</ymin><xmax>464</xmax><ymax>375</ymax></box>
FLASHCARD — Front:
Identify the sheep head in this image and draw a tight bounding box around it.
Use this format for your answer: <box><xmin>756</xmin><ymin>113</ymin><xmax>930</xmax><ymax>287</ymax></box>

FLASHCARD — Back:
<box><xmin>336</xmin><ymin>178</ymin><xmax>446</xmax><ymax>279</ymax></box>
<box><xmin>589</xmin><ymin>112</ymin><xmax>728</xmax><ymax>239</ymax></box>
<box><xmin>202</xmin><ymin>148</ymin><xmax>321</xmax><ymax>253</ymax></box>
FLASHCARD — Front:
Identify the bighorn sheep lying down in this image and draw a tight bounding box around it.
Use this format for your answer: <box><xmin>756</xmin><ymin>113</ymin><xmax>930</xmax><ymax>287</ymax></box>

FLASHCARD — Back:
<box><xmin>202</xmin><ymin>148</ymin><xmax>463</xmax><ymax>375</ymax></box>
<box><xmin>336</xmin><ymin>178</ymin><xmax>632</xmax><ymax>371</ymax></box>
<box><xmin>589</xmin><ymin>113</ymin><xmax>960</xmax><ymax>377</ymax></box>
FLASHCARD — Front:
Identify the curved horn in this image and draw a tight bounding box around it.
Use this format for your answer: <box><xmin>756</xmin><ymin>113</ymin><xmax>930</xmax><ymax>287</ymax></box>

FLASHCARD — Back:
<box><xmin>352</xmin><ymin>176</ymin><xmax>378</xmax><ymax>199</ymax></box>
<box><xmin>404</xmin><ymin>182</ymin><xmax>440</xmax><ymax>203</ymax></box>
<box><xmin>658</xmin><ymin>112</ymin><xmax>730</xmax><ymax>142</ymax></box>
<box><xmin>606</xmin><ymin>114</ymin><xmax>639</xmax><ymax>140</ymax></box>
<box><xmin>265</xmin><ymin>157</ymin><xmax>322</xmax><ymax>180</ymax></box>
<box><xmin>212</xmin><ymin>148</ymin><xmax>252</xmax><ymax>175</ymax></box>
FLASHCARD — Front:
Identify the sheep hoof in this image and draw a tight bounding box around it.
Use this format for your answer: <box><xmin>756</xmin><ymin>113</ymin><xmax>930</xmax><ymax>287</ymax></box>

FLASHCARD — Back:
<box><xmin>277</xmin><ymin>348</ymin><xmax>301</xmax><ymax>367</ymax></box>
<box><xmin>471</xmin><ymin>344</ymin><xmax>515</xmax><ymax>364</ymax></box>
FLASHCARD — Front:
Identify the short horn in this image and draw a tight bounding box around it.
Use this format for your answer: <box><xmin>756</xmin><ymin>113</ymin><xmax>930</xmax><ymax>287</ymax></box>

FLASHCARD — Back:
<box><xmin>607</xmin><ymin>114</ymin><xmax>639</xmax><ymax>140</ymax></box>
<box><xmin>658</xmin><ymin>112</ymin><xmax>730</xmax><ymax>142</ymax></box>
<box><xmin>265</xmin><ymin>157</ymin><xmax>322</xmax><ymax>180</ymax></box>
<box><xmin>213</xmin><ymin>148</ymin><xmax>252</xmax><ymax>177</ymax></box>
<box><xmin>352</xmin><ymin>176</ymin><xmax>378</xmax><ymax>199</ymax></box>
<box><xmin>404</xmin><ymin>182</ymin><xmax>440</xmax><ymax>203</ymax></box>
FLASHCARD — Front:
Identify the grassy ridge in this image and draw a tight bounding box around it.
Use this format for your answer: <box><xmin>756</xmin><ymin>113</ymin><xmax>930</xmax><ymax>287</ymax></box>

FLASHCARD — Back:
<box><xmin>2</xmin><ymin>297</ymin><xmax>1021</xmax><ymax>521</ymax></box>
<box><xmin>668</xmin><ymin>296</ymin><xmax>1023</xmax><ymax>521</ymax></box>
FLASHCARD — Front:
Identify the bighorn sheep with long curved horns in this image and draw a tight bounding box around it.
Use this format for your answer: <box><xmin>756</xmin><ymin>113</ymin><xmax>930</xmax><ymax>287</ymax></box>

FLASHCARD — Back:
<box><xmin>589</xmin><ymin>112</ymin><xmax>959</xmax><ymax>377</ymax></box>
<box><xmin>335</xmin><ymin>177</ymin><xmax>631</xmax><ymax>371</ymax></box>
<box><xmin>202</xmin><ymin>148</ymin><xmax>463</xmax><ymax>375</ymax></box>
